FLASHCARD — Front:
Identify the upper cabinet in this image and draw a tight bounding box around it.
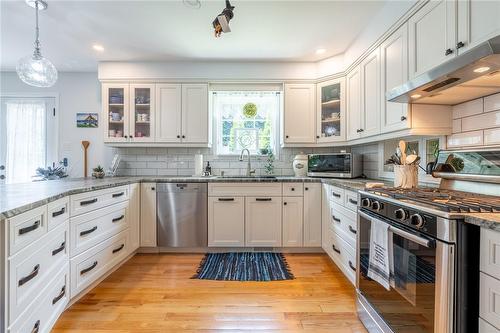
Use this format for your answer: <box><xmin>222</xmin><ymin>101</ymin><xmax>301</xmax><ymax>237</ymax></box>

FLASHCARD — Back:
<box><xmin>346</xmin><ymin>67</ymin><xmax>362</xmax><ymax>141</ymax></box>
<box><xmin>103</xmin><ymin>83</ymin><xmax>130</xmax><ymax>143</ymax></box>
<box><xmin>317</xmin><ymin>78</ymin><xmax>346</xmax><ymax>143</ymax></box>
<box><xmin>156</xmin><ymin>84</ymin><xmax>182</xmax><ymax>143</ymax></box>
<box><xmin>408</xmin><ymin>0</ymin><xmax>457</xmax><ymax>78</ymax></box>
<box><xmin>181</xmin><ymin>84</ymin><xmax>209</xmax><ymax>143</ymax></box>
<box><xmin>130</xmin><ymin>84</ymin><xmax>155</xmax><ymax>142</ymax></box>
<box><xmin>283</xmin><ymin>84</ymin><xmax>316</xmax><ymax>144</ymax></box>
<box><xmin>360</xmin><ymin>48</ymin><xmax>381</xmax><ymax>138</ymax></box>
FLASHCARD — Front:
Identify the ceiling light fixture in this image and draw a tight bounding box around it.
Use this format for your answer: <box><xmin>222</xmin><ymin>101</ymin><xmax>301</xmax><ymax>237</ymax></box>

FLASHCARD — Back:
<box><xmin>473</xmin><ymin>66</ymin><xmax>491</xmax><ymax>73</ymax></box>
<box><xmin>316</xmin><ymin>48</ymin><xmax>326</xmax><ymax>55</ymax></box>
<box><xmin>92</xmin><ymin>44</ymin><xmax>105</xmax><ymax>52</ymax></box>
<box><xmin>16</xmin><ymin>0</ymin><xmax>58</xmax><ymax>87</ymax></box>
<box><xmin>410</xmin><ymin>94</ymin><xmax>421</xmax><ymax>99</ymax></box>
<box><xmin>213</xmin><ymin>0</ymin><xmax>235</xmax><ymax>37</ymax></box>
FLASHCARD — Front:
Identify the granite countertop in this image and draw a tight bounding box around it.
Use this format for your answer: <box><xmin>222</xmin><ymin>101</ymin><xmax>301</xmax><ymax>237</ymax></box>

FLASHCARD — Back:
<box><xmin>463</xmin><ymin>213</ymin><xmax>500</xmax><ymax>231</ymax></box>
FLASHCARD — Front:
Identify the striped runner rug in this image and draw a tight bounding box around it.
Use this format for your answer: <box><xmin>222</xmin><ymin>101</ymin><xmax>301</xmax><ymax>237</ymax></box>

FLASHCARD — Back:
<box><xmin>192</xmin><ymin>252</ymin><xmax>294</xmax><ymax>281</ymax></box>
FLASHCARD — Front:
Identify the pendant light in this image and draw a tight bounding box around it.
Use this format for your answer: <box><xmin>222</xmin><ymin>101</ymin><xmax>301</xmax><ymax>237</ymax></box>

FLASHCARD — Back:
<box><xmin>16</xmin><ymin>0</ymin><xmax>58</xmax><ymax>88</ymax></box>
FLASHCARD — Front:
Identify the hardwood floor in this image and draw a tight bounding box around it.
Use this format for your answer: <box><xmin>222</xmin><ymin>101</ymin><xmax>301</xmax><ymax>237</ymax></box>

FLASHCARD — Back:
<box><xmin>52</xmin><ymin>253</ymin><xmax>367</xmax><ymax>333</ymax></box>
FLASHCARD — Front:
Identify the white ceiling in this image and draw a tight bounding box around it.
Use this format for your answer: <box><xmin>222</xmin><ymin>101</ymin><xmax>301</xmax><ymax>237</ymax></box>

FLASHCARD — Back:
<box><xmin>1</xmin><ymin>0</ymin><xmax>387</xmax><ymax>71</ymax></box>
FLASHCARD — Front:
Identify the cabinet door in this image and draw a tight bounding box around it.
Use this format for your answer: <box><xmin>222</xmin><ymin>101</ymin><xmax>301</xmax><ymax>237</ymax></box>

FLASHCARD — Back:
<box><xmin>130</xmin><ymin>84</ymin><xmax>155</xmax><ymax>142</ymax></box>
<box><xmin>408</xmin><ymin>0</ymin><xmax>457</xmax><ymax>78</ymax></box>
<box><xmin>245</xmin><ymin>197</ymin><xmax>282</xmax><ymax>247</ymax></box>
<box><xmin>156</xmin><ymin>84</ymin><xmax>182</xmax><ymax>142</ymax></box>
<box><xmin>140</xmin><ymin>183</ymin><xmax>157</xmax><ymax>247</ymax></box>
<box><xmin>282</xmin><ymin>196</ymin><xmax>303</xmax><ymax>247</ymax></box>
<box><xmin>181</xmin><ymin>84</ymin><xmax>209</xmax><ymax>143</ymax></box>
<box><xmin>380</xmin><ymin>23</ymin><xmax>410</xmax><ymax>133</ymax></box>
<box><xmin>458</xmin><ymin>0</ymin><xmax>500</xmax><ymax>54</ymax></box>
<box><xmin>346</xmin><ymin>66</ymin><xmax>362</xmax><ymax>141</ymax></box>
<box><xmin>283</xmin><ymin>84</ymin><xmax>316</xmax><ymax>143</ymax></box>
<box><xmin>304</xmin><ymin>183</ymin><xmax>322</xmax><ymax>247</ymax></box>
<box><xmin>360</xmin><ymin>48</ymin><xmax>381</xmax><ymax>138</ymax></box>
<box><xmin>102</xmin><ymin>83</ymin><xmax>130</xmax><ymax>143</ymax></box>
<box><xmin>208</xmin><ymin>197</ymin><xmax>245</xmax><ymax>247</ymax></box>
<box><xmin>317</xmin><ymin>78</ymin><xmax>346</xmax><ymax>143</ymax></box>
<box><xmin>129</xmin><ymin>183</ymin><xmax>140</xmax><ymax>253</ymax></box>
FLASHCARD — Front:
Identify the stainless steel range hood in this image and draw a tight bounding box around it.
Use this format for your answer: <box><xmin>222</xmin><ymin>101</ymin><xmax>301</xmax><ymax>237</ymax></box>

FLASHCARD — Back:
<box><xmin>387</xmin><ymin>35</ymin><xmax>500</xmax><ymax>105</ymax></box>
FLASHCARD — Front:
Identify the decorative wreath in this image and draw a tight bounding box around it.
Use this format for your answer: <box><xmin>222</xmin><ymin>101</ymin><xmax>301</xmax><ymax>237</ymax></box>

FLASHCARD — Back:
<box><xmin>243</xmin><ymin>102</ymin><xmax>257</xmax><ymax>118</ymax></box>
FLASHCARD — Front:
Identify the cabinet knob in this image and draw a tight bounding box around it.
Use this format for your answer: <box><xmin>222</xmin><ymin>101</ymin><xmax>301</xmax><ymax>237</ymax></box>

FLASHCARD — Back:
<box><xmin>456</xmin><ymin>41</ymin><xmax>465</xmax><ymax>49</ymax></box>
<box><xmin>305</xmin><ymin>187</ymin><xmax>308</xmax><ymax>191</ymax></box>
<box><xmin>177</xmin><ymin>135</ymin><xmax>180</xmax><ymax>139</ymax></box>
<box><xmin>286</xmin><ymin>135</ymin><xmax>289</xmax><ymax>139</ymax></box>
<box><xmin>445</xmin><ymin>48</ymin><xmax>453</xmax><ymax>56</ymax></box>
<box><xmin>151</xmin><ymin>187</ymin><xmax>155</xmax><ymax>191</ymax></box>
<box><xmin>401</xmin><ymin>116</ymin><xmax>407</xmax><ymax>121</ymax></box>
<box><xmin>182</xmin><ymin>135</ymin><xmax>185</xmax><ymax>139</ymax></box>
<box><xmin>130</xmin><ymin>135</ymin><xmax>134</xmax><ymax>138</ymax></box>
<box><xmin>291</xmin><ymin>188</ymin><xmax>295</xmax><ymax>191</ymax></box>
<box><xmin>284</xmin><ymin>202</ymin><xmax>287</xmax><ymax>205</ymax></box>
<box><xmin>316</xmin><ymin>135</ymin><xmax>320</xmax><ymax>139</ymax></box>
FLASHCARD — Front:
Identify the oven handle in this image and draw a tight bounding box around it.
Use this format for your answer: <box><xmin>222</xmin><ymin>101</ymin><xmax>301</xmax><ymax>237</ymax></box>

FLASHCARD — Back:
<box><xmin>359</xmin><ymin>210</ymin><xmax>435</xmax><ymax>249</ymax></box>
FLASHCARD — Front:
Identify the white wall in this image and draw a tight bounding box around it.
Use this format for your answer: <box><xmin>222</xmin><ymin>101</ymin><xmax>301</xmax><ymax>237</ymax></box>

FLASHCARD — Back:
<box><xmin>0</xmin><ymin>72</ymin><xmax>115</xmax><ymax>178</ymax></box>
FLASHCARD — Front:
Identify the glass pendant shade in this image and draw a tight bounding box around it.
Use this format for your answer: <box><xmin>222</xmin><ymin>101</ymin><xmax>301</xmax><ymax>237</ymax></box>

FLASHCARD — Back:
<box><xmin>16</xmin><ymin>50</ymin><xmax>58</xmax><ymax>87</ymax></box>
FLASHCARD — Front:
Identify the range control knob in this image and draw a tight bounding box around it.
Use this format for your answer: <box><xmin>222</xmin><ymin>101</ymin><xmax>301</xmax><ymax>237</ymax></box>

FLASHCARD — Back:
<box><xmin>410</xmin><ymin>214</ymin><xmax>425</xmax><ymax>228</ymax></box>
<box><xmin>394</xmin><ymin>208</ymin><xmax>408</xmax><ymax>221</ymax></box>
<box><xmin>361</xmin><ymin>198</ymin><xmax>371</xmax><ymax>208</ymax></box>
<box><xmin>371</xmin><ymin>201</ymin><xmax>383</xmax><ymax>211</ymax></box>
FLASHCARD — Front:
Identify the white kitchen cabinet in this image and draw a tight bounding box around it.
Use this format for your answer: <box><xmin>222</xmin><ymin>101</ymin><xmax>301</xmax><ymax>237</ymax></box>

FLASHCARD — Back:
<box><xmin>208</xmin><ymin>197</ymin><xmax>245</xmax><ymax>247</ymax></box>
<box><xmin>140</xmin><ymin>183</ymin><xmax>157</xmax><ymax>247</ymax></box>
<box><xmin>103</xmin><ymin>83</ymin><xmax>130</xmax><ymax>143</ymax></box>
<box><xmin>457</xmin><ymin>0</ymin><xmax>500</xmax><ymax>55</ymax></box>
<box><xmin>245</xmin><ymin>197</ymin><xmax>282</xmax><ymax>247</ymax></box>
<box><xmin>380</xmin><ymin>23</ymin><xmax>410</xmax><ymax>133</ymax></box>
<box><xmin>130</xmin><ymin>84</ymin><xmax>155</xmax><ymax>142</ymax></box>
<box><xmin>282</xmin><ymin>196</ymin><xmax>303</xmax><ymax>247</ymax></box>
<box><xmin>181</xmin><ymin>84</ymin><xmax>209</xmax><ymax>143</ymax></box>
<box><xmin>316</xmin><ymin>78</ymin><xmax>346</xmax><ymax>143</ymax></box>
<box><xmin>346</xmin><ymin>66</ymin><xmax>362</xmax><ymax>141</ymax></box>
<box><xmin>155</xmin><ymin>84</ymin><xmax>182</xmax><ymax>143</ymax></box>
<box><xmin>360</xmin><ymin>48</ymin><xmax>381</xmax><ymax>138</ymax></box>
<box><xmin>408</xmin><ymin>0</ymin><xmax>457</xmax><ymax>78</ymax></box>
<box><xmin>283</xmin><ymin>84</ymin><xmax>316</xmax><ymax>144</ymax></box>
<box><xmin>129</xmin><ymin>183</ymin><xmax>140</xmax><ymax>253</ymax></box>
<box><xmin>303</xmin><ymin>183</ymin><xmax>322</xmax><ymax>247</ymax></box>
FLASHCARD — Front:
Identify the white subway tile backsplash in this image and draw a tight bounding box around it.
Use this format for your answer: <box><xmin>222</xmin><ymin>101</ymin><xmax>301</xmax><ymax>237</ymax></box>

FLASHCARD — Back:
<box><xmin>136</xmin><ymin>168</ymin><xmax>157</xmax><ymax>176</ymax></box>
<box><xmin>461</xmin><ymin>111</ymin><xmax>500</xmax><ymax>131</ymax></box>
<box><xmin>484</xmin><ymin>128</ymin><xmax>500</xmax><ymax>145</ymax></box>
<box><xmin>452</xmin><ymin>119</ymin><xmax>462</xmax><ymax>133</ymax></box>
<box><xmin>447</xmin><ymin>131</ymin><xmax>483</xmax><ymax>147</ymax></box>
<box><xmin>147</xmin><ymin>161</ymin><xmax>167</xmax><ymax>168</ymax></box>
<box><xmin>452</xmin><ymin>98</ymin><xmax>483</xmax><ymax>119</ymax></box>
<box><xmin>484</xmin><ymin>92</ymin><xmax>500</xmax><ymax>112</ymax></box>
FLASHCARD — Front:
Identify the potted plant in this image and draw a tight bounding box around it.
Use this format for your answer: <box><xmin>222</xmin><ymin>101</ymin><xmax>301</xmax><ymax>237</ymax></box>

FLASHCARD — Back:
<box><xmin>92</xmin><ymin>165</ymin><xmax>106</xmax><ymax>179</ymax></box>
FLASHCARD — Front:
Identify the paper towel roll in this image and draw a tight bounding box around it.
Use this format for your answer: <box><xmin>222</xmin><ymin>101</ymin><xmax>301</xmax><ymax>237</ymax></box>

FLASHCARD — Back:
<box><xmin>194</xmin><ymin>154</ymin><xmax>203</xmax><ymax>176</ymax></box>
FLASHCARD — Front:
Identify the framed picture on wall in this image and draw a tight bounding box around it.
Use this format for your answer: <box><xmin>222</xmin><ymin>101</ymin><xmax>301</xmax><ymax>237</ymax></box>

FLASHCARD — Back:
<box><xmin>76</xmin><ymin>113</ymin><xmax>98</xmax><ymax>128</ymax></box>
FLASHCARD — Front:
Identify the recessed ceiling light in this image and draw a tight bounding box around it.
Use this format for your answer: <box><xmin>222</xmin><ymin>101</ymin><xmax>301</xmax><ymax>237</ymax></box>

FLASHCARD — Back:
<box><xmin>92</xmin><ymin>44</ymin><xmax>104</xmax><ymax>52</ymax></box>
<box><xmin>410</xmin><ymin>94</ymin><xmax>422</xmax><ymax>99</ymax></box>
<box><xmin>316</xmin><ymin>48</ymin><xmax>326</xmax><ymax>55</ymax></box>
<box><xmin>473</xmin><ymin>66</ymin><xmax>490</xmax><ymax>73</ymax></box>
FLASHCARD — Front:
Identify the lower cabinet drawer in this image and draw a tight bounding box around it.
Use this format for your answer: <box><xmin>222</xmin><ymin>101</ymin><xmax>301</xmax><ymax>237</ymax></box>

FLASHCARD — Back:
<box><xmin>70</xmin><ymin>201</ymin><xmax>129</xmax><ymax>257</ymax></box>
<box><xmin>8</xmin><ymin>221</ymin><xmax>68</xmax><ymax>323</ymax></box>
<box><xmin>8</xmin><ymin>205</ymin><xmax>48</xmax><ymax>256</ymax></box>
<box><xmin>344</xmin><ymin>190</ymin><xmax>359</xmax><ymax>212</ymax></box>
<box><xmin>8</xmin><ymin>264</ymin><xmax>69</xmax><ymax>333</ymax></box>
<box><xmin>480</xmin><ymin>318</ymin><xmax>500</xmax><ymax>333</ymax></box>
<box><xmin>329</xmin><ymin>203</ymin><xmax>357</xmax><ymax>248</ymax></box>
<box><xmin>480</xmin><ymin>272</ymin><xmax>500</xmax><ymax>330</ymax></box>
<box><xmin>47</xmin><ymin>197</ymin><xmax>70</xmax><ymax>232</ymax></box>
<box><xmin>326</xmin><ymin>228</ymin><xmax>356</xmax><ymax>285</ymax></box>
<box><xmin>70</xmin><ymin>229</ymin><xmax>130</xmax><ymax>297</ymax></box>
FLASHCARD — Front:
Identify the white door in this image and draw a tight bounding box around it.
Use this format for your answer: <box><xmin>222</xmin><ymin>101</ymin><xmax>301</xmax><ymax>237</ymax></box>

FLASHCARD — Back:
<box><xmin>102</xmin><ymin>83</ymin><xmax>130</xmax><ymax>143</ymax></box>
<box><xmin>408</xmin><ymin>0</ymin><xmax>457</xmax><ymax>78</ymax></box>
<box><xmin>245</xmin><ymin>197</ymin><xmax>282</xmax><ymax>247</ymax></box>
<box><xmin>457</xmin><ymin>0</ymin><xmax>500</xmax><ymax>54</ymax></box>
<box><xmin>360</xmin><ymin>48</ymin><xmax>381</xmax><ymax>138</ymax></box>
<box><xmin>208</xmin><ymin>197</ymin><xmax>245</xmax><ymax>247</ymax></box>
<box><xmin>303</xmin><ymin>183</ymin><xmax>322</xmax><ymax>247</ymax></box>
<box><xmin>316</xmin><ymin>78</ymin><xmax>346</xmax><ymax>143</ymax></box>
<box><xmin>380</xmin><ymin>23</ymin><xmax>410</xmax><ymax>133</ymax></box>
<box><xmin>181</xmin><ymin>84</ymin><xmax>209</xmax><ymax>143</ymax></box>
<box><xmin>130</xmin><ymin>84</ymin><xmax>155</xmax><ymax>143</ymax></box>
<box><xmin>155</xmin><ymin>84</ymin><xmax>182</xmax><ymax>143</ymax></box>
<box><xmin>283</xmin><ymin>84</ymin><xmax>316</xmax><ymax>143</ymax></box>
<box><xmin>346</xmin><ymin>66</ymin><xmax>362</xmax><ymax>141</ymax></box>
<box><xmin>0</xmin><ymin>96</ymin><xmax>57</xmax><ymax>184</ymax></box>
<box><xmin>282</xmin><ymin>196</ymin><xmax>303</xmax><ymax>247</ymax></box>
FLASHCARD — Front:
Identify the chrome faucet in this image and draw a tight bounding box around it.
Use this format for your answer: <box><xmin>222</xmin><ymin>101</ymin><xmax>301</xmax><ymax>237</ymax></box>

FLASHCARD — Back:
<box><xmin>239</xmin><ymin>149</ymin><xmax>255</xmax><ymax>176</ymax></box>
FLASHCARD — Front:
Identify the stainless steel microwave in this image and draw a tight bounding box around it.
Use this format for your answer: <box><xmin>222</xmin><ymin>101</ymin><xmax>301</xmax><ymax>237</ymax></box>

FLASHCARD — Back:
<box><xmin>307</xmin><ymin>153</ymin><xmax>362</xmax><ymax>178</ymax></box>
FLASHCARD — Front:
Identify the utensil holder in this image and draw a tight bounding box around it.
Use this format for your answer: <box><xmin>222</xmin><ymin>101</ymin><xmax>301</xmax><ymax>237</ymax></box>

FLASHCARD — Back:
<box><xmin>394</xmin><ymin>165</ymin><xmax>418</xmax><ymax>188</ymax></box>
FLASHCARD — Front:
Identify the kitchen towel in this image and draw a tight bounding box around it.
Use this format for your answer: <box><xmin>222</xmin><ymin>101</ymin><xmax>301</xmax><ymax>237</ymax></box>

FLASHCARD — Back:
<box><xmin>368</xmin><ymin>218</ymin><xmax>391</xmax><ymax>290</ymax></box>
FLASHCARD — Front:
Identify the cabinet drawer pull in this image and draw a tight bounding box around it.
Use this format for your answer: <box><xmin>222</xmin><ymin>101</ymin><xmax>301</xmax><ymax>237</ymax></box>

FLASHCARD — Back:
<box><xmin>256</xmin><ymin>198</ymin><xmax>272</xmax><ymax>201</ymax></box>
<box><xmin>349</xmin><ymin>225</ymin><xmax>357</xmax><ymax>234</ymax></box>
<box><xmin>400</xmin><ymin>116</ymin><xmax>407</xmax><ymax>121</ymax></box>
<box><xmin>80</xmin><ymin>198</ymin><xmax>97</xmax><ymax>206</ymax></box>
<box><xmin>52</xmin><ymin>286</ymin><xmax>66</xmax><ymax>305</ymax></box>
<box><xmin>31</xmin><ymin>320</ymin><xmax>40</xmax><ymax>333</ymax></box>
<box><xmin>19</xmin><ymin>264</ymin><xmax>40</xmax><ymax>286</ymax></box>
<box><xmin>332</xmin><ymin>244</ymin><xmax>341</xmax><ymax>254</ymax></box>
<box><xmin>80</xmin><ymin>226</ymin><xmax>97</xmax><ymax>236</ymax></box>
<box><xmin>445</xmin><ymin>48</ymin><xmax>453</xmax><ymax>56</ymax></box>
<box><xmin>332</xmin><ymin>215</ymin><xmax>341</xmax><ymax>223</ymax></box>
<box><xmin>305</xmin><ymin>187</ymin><xmax>309</xmax><ymax>191</ymax></box>
<box><xmin>112</xmin><ymin>192</ymin><xmax>125</xmax><ymax>198</ymax></box>
<box><xmin>456</xmin><ymin>41</ymin><xmax>465</xmax><ymax>49</ymax></box>
<box><xmin>80</xmin><ymin>261</ymin><xmax>98</xmax><ymax>275</ymax></box>
<box><xmin>349</xmin><ymin>260</ymin><xmax>356</xmax><ymax>272</ymax></box>
<box><xmin>52</xmin><ymin>242</ymin><xmax>66</xmax><ymax>256</ymax></box>
<box><xmin>112</xmin><ymin>244</ymin><xmax>125</xmax><ymax>254</ymax></box>
<box><xmin>19</xmin><ymin>220</ymin><xmax>40</xmax><ymax>235</ymax></box>
<box><xmin>348</xmin><ymin>198</ymin><xmax>358</xmax><ymax>205</ymax></box>
<box><xmin>218</xmin><ymin>198</ymin><xmax>235</xmax><ymax>201</ymax></box>
<box><xmin>112</xmin><ymin>215</ymin><xmax>125</xmax><ymax>223</ymax></box>
<box><xmin>52</xmin><ymin>207</ymin><xmax>66</xmax><ymax>217</ymax></box>
<box><xmin>331</xmin><ymin>192</ymin><xmax>341</xmax><ymax>198</ymax></box>
<box><xmin>291</xmin><ymin>188</ymin><xmax>295</xmax><ymax>191</ymax></box>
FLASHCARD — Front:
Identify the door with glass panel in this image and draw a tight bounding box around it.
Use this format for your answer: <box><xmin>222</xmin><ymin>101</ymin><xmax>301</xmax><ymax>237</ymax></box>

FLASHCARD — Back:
<box><xmin>316</xmin><ymin>78</ymin><xmax>345</xmax><ymax>143</ymax></box>
<box><xmin>0</xmin><ymin>97</ymin><xmax>57</xmax><ymax>184</ymax></box>
<box><xmin>130</xmin><ymin>84</ymin><xmax>155</xmax><ymax>142</ymax></box>
<box><xmin>102</xmin><ymin>83</ymin><xmax>130</xmax><ymax>143</ymax></box>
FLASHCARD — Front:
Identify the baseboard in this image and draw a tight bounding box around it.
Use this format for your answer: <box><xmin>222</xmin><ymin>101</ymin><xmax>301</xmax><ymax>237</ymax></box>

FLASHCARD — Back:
<box><xmin>140</xmin><ymin>247</ymin><xmax>324</xmax><ymax>254</ymax></box>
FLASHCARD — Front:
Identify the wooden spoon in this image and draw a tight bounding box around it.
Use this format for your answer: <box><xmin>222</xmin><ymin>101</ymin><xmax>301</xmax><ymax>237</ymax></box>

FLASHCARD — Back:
<box><xmin>82</xmin><ymin>141</ymin><xmax>90</xmax><ymax>177</ymax></box>
<box><xmin>399</xmin><ymin>140</ymin><xmax>407</xmax><ymax>165</ymax></box>
<box><xmin>406</xmin><ymin>154</ymin><xmax>419</xmax><ymax>165</ymax></box>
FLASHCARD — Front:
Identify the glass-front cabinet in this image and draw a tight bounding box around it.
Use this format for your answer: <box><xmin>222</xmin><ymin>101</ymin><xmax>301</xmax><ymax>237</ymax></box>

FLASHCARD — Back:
<box><xmin>316</xmin><ymin>78</ymin><xmax>345</xmax><ymax>143</ymax></box>
<box><xmin>103</xmin><ymin>83</ymin><xmax>129</xmax><ymax>143</ymax></box>
<box><xmin>130</xmin><ymin>84</ymin><xmax>155</xmax><ymax>142</ymax></box>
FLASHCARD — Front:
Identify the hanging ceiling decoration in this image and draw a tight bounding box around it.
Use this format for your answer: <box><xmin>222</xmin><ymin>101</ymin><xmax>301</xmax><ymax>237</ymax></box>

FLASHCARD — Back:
<box><xmin>16</xmin><ymin>0</ymin><xmax>58</xmax><ymax>88</ymax></box>
<box><xmin>212</xmin><ymin>0</ymin><xmax>235</xmax><ymax>37</ymax></box>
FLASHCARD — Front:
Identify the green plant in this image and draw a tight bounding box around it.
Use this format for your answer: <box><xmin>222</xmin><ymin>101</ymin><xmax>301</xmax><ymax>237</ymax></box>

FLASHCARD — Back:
<box><xmin>93</xmin><ymin>165</ymin><xmax>104</xmax><ymax>173</ymax></box>
<box><xmin>264</xmin><ymin>150</ymin><xmax>275</xmax><ymax>175</ymax></box>
<box><xmin>242</xmin><ymin>102</ymin><xmax>257</xmax><ymax>118</ymax></box>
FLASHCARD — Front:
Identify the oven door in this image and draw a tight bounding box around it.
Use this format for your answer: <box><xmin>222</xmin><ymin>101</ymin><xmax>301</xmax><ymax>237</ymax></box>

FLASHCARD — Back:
<box><xmin>357</xmin><ymin>210</ymin><xmax>454</xmax><ymax>333</ymax></box>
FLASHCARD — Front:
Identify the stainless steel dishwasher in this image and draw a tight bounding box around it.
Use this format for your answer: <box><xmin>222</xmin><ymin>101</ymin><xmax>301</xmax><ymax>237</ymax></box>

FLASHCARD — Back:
<box><xmin>156</xmin><ymin>183</ymin><xmax>208</xmax><ymax>247</ymax></box>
